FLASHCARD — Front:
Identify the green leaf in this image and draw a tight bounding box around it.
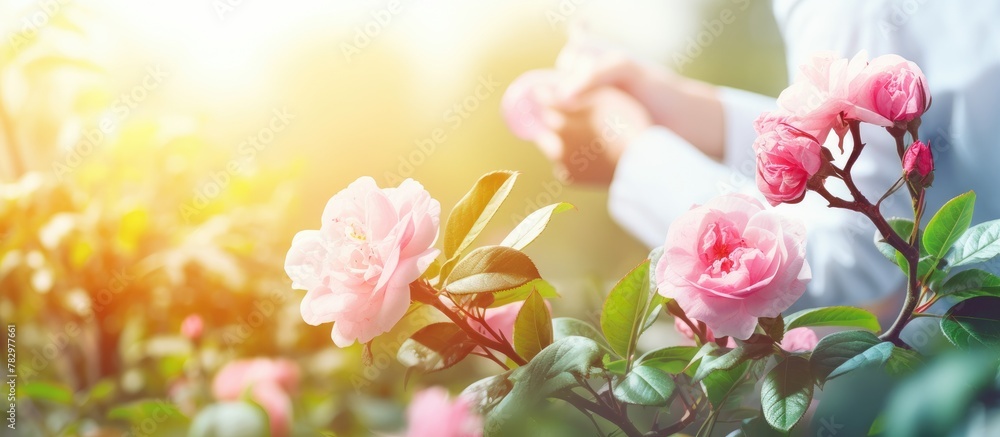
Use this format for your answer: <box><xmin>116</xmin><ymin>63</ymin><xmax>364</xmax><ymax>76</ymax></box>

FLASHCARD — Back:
<box><xmin>636</xmin><ymin>346</ymin><xmax>699</xmax><ymax>374</ymax></box>
<box><xmin>513</xmin><ymin>290</ymin><xmax>553</xmax><ymax>361</ymax></box>
<box><xmin>683</xmin><ymin>342</ymin><xmax>721</xmax><ymax>375</ymax></box>
<box><xmin>945</xmin><ymin>219</ymin><xmax>1000</xmax><ymax>268</ymax></box>
<box><xmin>21</xmin><ymin>381</ymin><xmax>73</xmax><ymax>405</ymax></box>
<box><xmin>643</xmin><ymin>294</ymin><xmax>666</xmax><ymax>332</ymax></box>
<box><xmin>940</xmin><ymin>296</ymin><xmax>1000</xmax><ymax>349</ymax></box>
<box><xmin>514</xmin><ymin>336</ymin><xmax>603</xmax><ymax>388</ymax></box>
<box><xmin>702</xmin><ymin>361</ymin><xmax>750</xmax><ymax>407</ymax></box>
<box><xmin>83</xmin><ymin>379</ymin><xmax>116</xmax><ymax>404</ymax></box>
<box><xmin>896</xmin><ymin>253</ymin><xmax>942</xmax><ymax>281</ymax></box>
<box><xmin>605</xmin><ymin>359</ymin><xmax>627</xmax><ymax>374</ymax></box>
<box><xmin>600</xmin><ymin>260</ymin><xmax>653</xmax><ymax>362</ymax></box>
<box><xmin>784</xmin><ymin>306</ymin><xmax>881</xmax><ymax>333</ymax></box>
<box><xmin>460</xmin><ymin>372</ymin><xmax>514</xmax><ymax>417</ymax></box>
<box><xmin>882</xmin><ymin>352</ymin><xmax>998</xmax><ymax>437</ymax></box>
<box><xmin>693</xmin><ymin>342</ymin><xmax>774</xmax><ymax>382</ymax></box>
<box><xmin>441</xmin><ymin>171</ymin><xmax>519</xmax><ymax>277</ymax></box>
<box><xmin>742</xmin><ymin>415</ymin><xmax>790</xmax><ymax>437</ymax></box>
<box><xmin>499</xmin><ymin>202</ymin><xmax>574</xmax><ymax>250</ymax></box>
<box><xmin>552</xmin><ymin>317</ymin><xmax>612</xmax><ymax>354</ymax></box>
<box><xmin>868</xmin><ymin>414</ymin><xmax>887</xmax><ymax>436</ymax></box>
<box><xmin>874</xmin><ymin>218</ymin><xmax>914</xmax><ymax>265</ymax></box>
<box><xmin>397</xmin><ymin>323</ymin><xmax>476</xmax><ymax>372</ymax></box>
<box><xmin>759</xmin><ymin>316</ymin><xmax>785</xmax><ymax>343</ymax></box>
<box><xmin>613</xmin><ymin>365</ymin><xmax>676</xmax><ymax>406</ymax></box>
<box><xmin>480</xmin><ymin>337</ymin><xmax>604</xmax><ymax>434</ymax></box>
<box><xmin>827</xmin><ymin>341</ymin><xmax>894</xmax><ymax>380</ymax></box>
<box><xmin>809</xmin><ymin>330</ymin><xmax>884</xmax><ymax>382</ymax></box>
<box><xmin>490</xmin><ymin>279</ymin><xmax>558</xmax><ymax>308</ymax></box>
<box><xmin>108</xmin><ymin>398</ymin><xmax>185</xmax><ymax>423</ymax></box>
<box><xmin>937</xmin><ymin>269</ymin><xmax>1000</xmax><ymax>300</ymax></box>
<box><xmin>923</xmin><ymin>191</ymin><xmax>976</xmax><ymax>264</ymax></box>
<box><xmin>444</xmin><ymin>246</ymin><xmax>541</xmax><ymax>294</ymax></box>
<box><xmin>884</xmin><ymin>347</ymin><xmax>923</xmax><ymax>377</ymax></box>
<box><xmin>761</xmin><ymin>356</ymin><xmax>814</xmax><ymax>433</ymax></box>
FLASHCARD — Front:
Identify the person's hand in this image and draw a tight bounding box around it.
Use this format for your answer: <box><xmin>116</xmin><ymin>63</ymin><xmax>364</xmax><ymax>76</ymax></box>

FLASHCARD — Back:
<box><xmin>555</xmin><ymin>44</ymin><xmax>726</xmax><ymax>162</ymax></box>
<box><xmin>536</xmin><ymin>86</ymin><xmax>651</xmax><ymax>186</ymax></box>
<box><xmin>502</xmin><ymin>39</ymin><xmax>725</xmax><ymax>186</ymax></box>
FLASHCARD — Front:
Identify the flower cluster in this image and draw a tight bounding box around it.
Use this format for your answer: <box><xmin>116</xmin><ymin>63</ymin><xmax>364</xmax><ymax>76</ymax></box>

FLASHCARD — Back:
<box><xmin>755</xmin><ymin>51</ymin><xmax>931</xmax><ymax>205</ymax></box>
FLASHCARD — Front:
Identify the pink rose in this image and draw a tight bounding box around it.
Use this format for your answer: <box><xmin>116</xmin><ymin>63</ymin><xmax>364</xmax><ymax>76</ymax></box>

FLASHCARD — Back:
<box><xmin>212</xmin><ymin>359</ymin><xmax>300</xmax><ymax>437</ymax></box>
<box><xmin>852</xmin><ymin>54</ymin><xmax>929</xmax><ymax>126</ymax></box>
<box><xmin>903</xmin><ymin>140</ymin><xmax>934</xmax><ymax>188</ymax></box>
<box><xmin>180</xmin><ymin>314</ymin><xmax>203</xmax><ymax>340</ymax></box>
<box><xmin>285</xmin><ymin>177</ymin><xmax>441</xmax><ymax>347</ymax></box>
<box><xmin>404</xmin><ymin>387</ymin><xmax>482</xmax><ymax>437</ymax></box>
<box><xmin>777</xmin><ymin>51</ymin><xmax>870</xmax><ymax>141</ymax></box>
<box><xmin>656</xmin><ymin>194</ymin><xmax>811</xmax><ymax>340</ymax></box>
<box><xmin>779</xmin><ymin>327</ymin><xmax>818</xmax><ymax>352</ymax></box>
<box><xmin>469</xmin><ymin>300</ymin><xmax>552</xmax><ymax>346</ymax></box>
<box><xmin>501</xmin><ymin>69</ymin><xmax>560</xmax><ymax>141</ymax></box>
<box><xmin>753</xmin><ymin>111</ymin><xmax>792</xmax><ymax>136</ymax></box>
<box><xmin>754</xmin><ymin>123</ymin><xmax>824</xmax><ymax>206</ymax></box>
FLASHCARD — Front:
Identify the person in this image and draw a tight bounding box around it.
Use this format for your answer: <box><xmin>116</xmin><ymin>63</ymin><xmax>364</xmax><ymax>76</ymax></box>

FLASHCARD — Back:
<box><xmin>508</xmin><ymin>0</ymin><xmax>1000</xmax><ymax>316</ymax></box>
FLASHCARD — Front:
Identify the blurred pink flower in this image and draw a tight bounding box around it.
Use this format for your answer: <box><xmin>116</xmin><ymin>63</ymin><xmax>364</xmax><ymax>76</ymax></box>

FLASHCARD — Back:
<box><xmin>780</xmin><ymin>327</ymin><xmax>819</xmax><ymax>352</ymax></box>
<box><xmin>181</xmin><ymin>314</ymin><xmax>204</xmax><ymax>340</ymax></box>
<box><xmin>753</xmin><ymin>122</ymin><xmax>824</xmax><ymax>206</ymax></box>
<box><xmin>212</xmin><ymin>358</ymin><xmax>299</xmax><ymax>437</ymax></box>
<box><xmin>404</xmin><ymin>387</ymin><xmax>482</xmax><ymax>437</ymax></box>
<box><xmin>852</xmin><ymin>54</ymin><xmax>929</xmax><ymax>126</ymax></box>
<box><xmin>656</xmin><ymin>194</ymin><xmax>811</xmax><ymax>340</ymax></box>
<box><xmin>285</xmin><ymin>177</ymin><xmax>441</xmax><ymax>347</ymax></box>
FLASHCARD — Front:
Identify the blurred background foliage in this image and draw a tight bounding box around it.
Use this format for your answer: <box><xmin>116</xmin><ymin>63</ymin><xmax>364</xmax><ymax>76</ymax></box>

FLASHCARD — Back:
<box><xmin>0</xmin><ymin>0</ymin><xmax>786</xmax><ymax>435</ymax></box>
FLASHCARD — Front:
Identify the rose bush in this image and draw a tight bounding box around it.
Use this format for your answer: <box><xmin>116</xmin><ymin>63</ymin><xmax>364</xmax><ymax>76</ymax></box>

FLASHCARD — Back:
<box><xmin>272</xmin><ymin>51</ymin><xmax>1000</xmax><ymax>437</ymax></box>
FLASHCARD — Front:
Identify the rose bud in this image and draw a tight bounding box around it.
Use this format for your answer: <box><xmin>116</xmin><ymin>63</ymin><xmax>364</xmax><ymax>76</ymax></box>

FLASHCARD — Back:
<box><xmin>902</xmin><ymin>140</ymin><xmax>934</xmax><ymax>188</ymax></box>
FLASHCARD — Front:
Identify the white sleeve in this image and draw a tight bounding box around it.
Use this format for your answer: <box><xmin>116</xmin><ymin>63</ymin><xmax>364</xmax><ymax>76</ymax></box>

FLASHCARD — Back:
<box><xmin>608</xmin><ymin>126</ymin><xmax>744</xmax><ymax>249</ymax></box>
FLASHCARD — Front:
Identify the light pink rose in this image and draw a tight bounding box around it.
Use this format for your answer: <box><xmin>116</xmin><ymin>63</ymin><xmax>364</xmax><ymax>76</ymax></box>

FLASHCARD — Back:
<box><xmin>404</xmin><ymin>387</ymin><xmax>482</xmax><ymax>437</ymax></box>
<box><xmin>501</xmin><ymin>69</ymin><xmax>560</xmax><ymax>141</ymax></box>
<box><xmin>754</xmin><ymin>123</ymin><xmax>824</xmax><ymax>206</ymax></box>
<box><xmin>779</xmin><ymin>327</ymin><xmax>818</xmax><ymax>352</ymax></box>
<box><xmin>285</xmin><ymin>177</ymin><xmax>441</xmax><ymax>347</ymax></box>
<box><xmin>656</xmin><ymin>194</ymin><xmax>811</xmax><ymax>340</ymax></box>
<box><xmin>852</xmin><ymin>54</ymin><xmax>929</xmax><ymax>126</ymax></box>
<box><xmin>469</xmin><ymin>300</ymin><xmax>552</xmax><ymax>346</ymax></box>
<box><xmin>777</xmin><ymin>51</ymin><xmax>872</xmax><ymax>141</ymax></box>
<box><xmin>180</xmin><ymin>314</ymin><xmax>203</xmax><ymax>340</ymax></box>
<box><xmin>753</xmin><ymin>111</ymin><xmax>792</xmax><ymax>136</ymax></box>
<box><xmin>212</xmin><ymin>358</ymin><xmax>300</xmax><ymax>437</ymax></box>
